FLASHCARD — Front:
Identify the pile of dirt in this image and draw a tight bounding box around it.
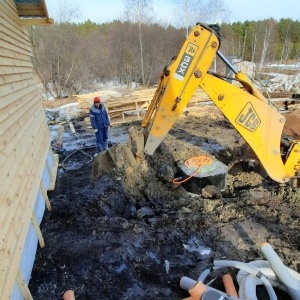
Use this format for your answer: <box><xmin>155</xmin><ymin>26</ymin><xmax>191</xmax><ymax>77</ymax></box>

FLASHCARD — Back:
<box><xmin>29</xmin><ymin>106</ymin><xmax>300</xmax><ymax>300</ymax></box>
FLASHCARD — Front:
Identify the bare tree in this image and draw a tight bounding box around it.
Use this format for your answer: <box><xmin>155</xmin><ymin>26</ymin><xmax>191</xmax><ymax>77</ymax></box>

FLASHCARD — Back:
<box><xmin>259</xmin><ymin>20</ymin><xmax>276</xmax><ymax>70</ymax></box>
<box><xmin>251</xmin><ymin>24</ymin><xmax>259</xmax><ymax>63</ymax></box>
<box><xmin>205</xmin><ymin>0</ymin><xmax>230</xmax><ymax>24</ymax></box>
<box><xmin>53</xmin><ymin>0</ymin><xmax>81</xmax><ymax>23</ymax></box>
<box><xmin>174</xmin><ymin>0</ymin><xmax>198</xmax><ymax>37</ymax></box>
<box><xmin>123</xmin><ymin>0</ymin><xmax>154</xmax><ymax>86</ymax></box>
<box><xmin>174</xmin><ymin>0</ymin><xmax>230</xmax><ymax>37</ymax></box>
<box><xmin>280</xmin><ymin>22</ymin><xmax>292</xmax><ymax>65</ymax></box>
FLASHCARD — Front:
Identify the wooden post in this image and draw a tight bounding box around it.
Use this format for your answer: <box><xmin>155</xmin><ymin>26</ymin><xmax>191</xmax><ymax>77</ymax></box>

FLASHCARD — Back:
<box><xmin>69</xmin><ymin>122</ymin><xmax>76</xmax><ymax>134</ymax></box>
<box><xmin>40</xmin><ymin>181</ymin><xmax>52</xmax><ymax>211</ymax></box>
<box><xmin>16</xmin><ymin>269</ymin><xmax>33</xmax><ymax>300</ymax></box>
<box><xmin>31</xmin><ymin>212</ymin><xmax>45</xmax><ymax>248</ymax></box>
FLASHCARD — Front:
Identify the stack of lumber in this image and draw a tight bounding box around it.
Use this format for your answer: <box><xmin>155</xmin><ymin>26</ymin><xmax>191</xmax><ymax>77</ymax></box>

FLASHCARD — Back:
<box><xmin>77</xmin><ymin>87</ymin><xmax>211</xmax><ymax>124</ymax></box>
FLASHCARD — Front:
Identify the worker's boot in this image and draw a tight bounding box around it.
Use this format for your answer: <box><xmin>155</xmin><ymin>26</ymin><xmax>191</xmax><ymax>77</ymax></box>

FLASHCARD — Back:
<box><xmin>102</xmin><ymin>141</ymin><xmax>109</xmax><ymax>150</ymax></box>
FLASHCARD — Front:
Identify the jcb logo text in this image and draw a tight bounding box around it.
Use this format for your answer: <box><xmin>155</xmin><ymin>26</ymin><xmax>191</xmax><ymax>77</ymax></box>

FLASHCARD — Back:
<box><xmin>236</xmin><ymin>103</ymin><xmax>260</xmax><ymax>132</ymax></box>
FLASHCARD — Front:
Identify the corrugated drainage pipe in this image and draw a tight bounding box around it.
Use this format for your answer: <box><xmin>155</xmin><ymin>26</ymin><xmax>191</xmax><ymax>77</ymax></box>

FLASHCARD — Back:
<box><xmin>261</xmin><ymin>242</ymin><xmax>300</xmax><ymax>300</ymax></box>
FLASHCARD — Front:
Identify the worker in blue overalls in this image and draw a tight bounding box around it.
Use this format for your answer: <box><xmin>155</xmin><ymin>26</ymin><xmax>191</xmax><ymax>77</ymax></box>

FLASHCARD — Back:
<box><xmin>89</xmin><ymin>96</ymin><xmax>111</xmax><ymax>154</ymax></box>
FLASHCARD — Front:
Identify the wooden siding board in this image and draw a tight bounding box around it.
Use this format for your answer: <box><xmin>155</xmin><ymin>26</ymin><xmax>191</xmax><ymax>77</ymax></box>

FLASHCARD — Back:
<box><xmin>4</xmin><ymin>0</ymin><xmax>18</xmax><ymax>14</ymax></box>
<box><xmin>0</xmin><ymin>121</ymin><xmax>49</xmax><ymax>243</ymax></box>
<box><xmin>0</xmin><ymin>83</ymin><xmax>37</xmax><ymax>127</ymax></box>
<box><xmin>0</xmin><ymin>35</ymin><xmax>32</xmax><ymax>57</ymax></box>
<box><xmin>0</xmin><ymin>46</ymin><xmax>31</xmax><ymax>62</ymax></box>
<box><xmin>0</xmin><ymin>78</ymin><xmax>37</xmax><ymax>105</ymax></box>
<box><xmin>0</xmin><ymin>114</ymin><xmax>46</xmax><ymax>200</ymax></box>
<box><xmin>0</xmin><ymin>126</ymin><xmax>49</xmax><ymax>299</ymax></box>
<box><xmin>0</xmin><ymin>26</ymin><xmax>31</xmax><ymax>52</ymax></box>
<box><xmin>0</xmin><ymin>84</ymin><xmax>38</xmax><ymax>125</ymax></box>
<box><xmin>0</xmin><ymin>56</ymin><xmax>32</xmax><ymax>68</ymax></box>
<box><xmin>0</xmin><ymin>65</ymin><xmax>33</xmax><ymax>75</ymax></box>
<box><xmin>0</xmin><ymin>0</ymin><xmax>53</xmax><ymax>298</ymax></box>
<box><xmin>0</xmin><ymin>72</ymin><xmax>33</xmax><ymax>86</ymax></box>
<box><xmin>0</xmin><ymin>1</ymin><xmax>30</xmax><ymax>41</ymax></box>
<box><xmin>0</xmin><ymin>98</ymin><xmax>43</xmax><ymax>163</ymax></box>
<box><xmin>0</xmin><ymin>16</ymin><xmax>31</xmax><ymax>51</ymax></box>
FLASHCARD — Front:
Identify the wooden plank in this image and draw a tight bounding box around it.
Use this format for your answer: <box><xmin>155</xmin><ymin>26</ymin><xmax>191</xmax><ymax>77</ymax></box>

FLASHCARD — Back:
<box><xmin>0</xmin><ymin>72</ymin><xmax>33</xmax><ymax>86</ymax></box>
<box><xmin>19</xmin><ymin>18</ymin><xmax>54</xmax><ymax>26</ymax></box>
<box><xmin>31</xmin><ymin>212</ymin><xmax>45</xmax><ymax>248</ymax></box>
<box><xmin>3</xmin><ymin>0</ymin><xmax>18</xmax><ymax>14</ymax></box>
<box><xmin>0</xmin><ymin>79</ymin><xmax>37</xmax><ymax>110</ymax></box>
<box><xmin>0</xmin><ymin>78</ymin><xmax>36</xmax><ymax>111</ymax></box>
<box><xmin>0</xmin><ymin>92</ymin><xmax>40</xmax><ymax>142</ymax></box>
<box><xmin>0</xmin><ymin>95</ymin><xmax>41</xmax><ymax>157</ymax></box>
<box><xmin>0</xmin><ymin>124</ymin><xmax>49</xmax><ymax>258</ymax></box>
<box><xmin>48</xmin><ymin>154</ymin><xmax>59</xmax><ymax>191</ymax></box>
<box><xmin>0</xmin><ymin>46</ymin><xmax>31</xmax><ymax>62</ymax></box>
<box><xmin>0</xmin><ymin>11</ymin><xmax>31</xmax><ymax>49</ymax></box>
<box><xmin>0</xmin><ymin>112</ymin><xmax>47</xmax><ymax>189</ymax></box>
<box><xmin>0</xmin><ymin>55</ymin><xmax>32</xmax><ymax>68</ymax></box>
<box><xmin>0</xmin><ymin>123</ymin><xmax>49</xmax><ymax>223</ymax></box>
<box><xmin>0</xmin><ymin>2</ymin><xmax>31</xmax><ymax>43</ymax></box>
<box><xmin>16</xmin><ymin>4</ymin><xmax>44</xmax><ymax>11</ymax></box>
<box><xmin>18</xmin><ymin>10</ymin><xmax>47</xmax><ymax>17</ymax></box>
<box><xmin>0</xmin><ymin>130</ymin><xmax>49</xmax><ymax>299</ymax></box>
<box><xmin>0</xmin><ymin>26</ymin><xmax>31</xmax><ymax>52</ymax></box>
<box><xmin>0</xmin><ymin>123</ymin><xmax>49</xmax><ymax>256</ymax></box>
<box><xmin>16</xmin><ymin>269</ymin><xmax>33</xmax><ymax>300</ymax></box>
<box><xmin>40</xmin><ymin>180</ymin><xmax>52</xmax><ymax>211</ymax></box>
<box><xmin>0</xmin><ymin>65</ymin><xmax>33</xmax><ymax>75</ymax></box>
<box><xmin>1</xmin><ymin>0</ymin><xmax>24</xmax><ymax>27</ymax></box>
<box><xmin>0</xmin><ymin>35</ymin><xmax>32</xmax><ymax>57</ymax></box>
<box><xmin>69</xmin><ymin>122</ymin><xmax>76</xmax><ymax>133</ymax></box>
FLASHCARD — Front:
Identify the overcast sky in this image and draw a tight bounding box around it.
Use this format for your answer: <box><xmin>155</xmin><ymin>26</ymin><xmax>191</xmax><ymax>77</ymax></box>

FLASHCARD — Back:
<box><xmin>46</xmin><ymin>0</ymin><xmax>300</xmax><ymax>24</ymax></box>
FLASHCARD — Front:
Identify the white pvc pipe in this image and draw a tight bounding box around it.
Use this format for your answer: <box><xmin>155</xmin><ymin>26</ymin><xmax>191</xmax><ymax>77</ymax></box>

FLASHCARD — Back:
<box><xmin>213</xmin><ymin>260</ymin><xmax>277</xmax><ymax>300</ymax></box>
<box><xmin>238</xmin><ymin>274</ymin><xmax>284</xmax><ymax>300</ymax></box>
<box><xmin>261</xmin><ymin>243</ymin><xmax>300</xmax><ymax>300</ymax></box>
<box><xmin>237</xmin><ymin>260</ymin><xmax>300</xmax><ymax>285</ymax></box>
<box><xmin>198</xmin><ymin>268</ymin><xmax>211</xmax><ymax>282</ymax></box>
<box><xmin>180</xmin><ymin>277</ymin><xmax>240</xmax><ymax>300</ymax></box>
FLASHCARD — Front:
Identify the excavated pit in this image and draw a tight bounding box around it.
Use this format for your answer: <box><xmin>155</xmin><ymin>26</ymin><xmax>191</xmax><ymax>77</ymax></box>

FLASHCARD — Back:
<box><xmin>29</xmin><ymin>106</ymin><xmax>300</xmax><ymax>300</ymax></box>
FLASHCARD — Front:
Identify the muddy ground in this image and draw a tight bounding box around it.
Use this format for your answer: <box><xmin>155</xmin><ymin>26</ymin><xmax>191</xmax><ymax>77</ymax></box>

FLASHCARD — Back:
<box><xmin>29</xmin><ymin>105</ymin><xmax>300</xmax><ymax>300</ymax></box>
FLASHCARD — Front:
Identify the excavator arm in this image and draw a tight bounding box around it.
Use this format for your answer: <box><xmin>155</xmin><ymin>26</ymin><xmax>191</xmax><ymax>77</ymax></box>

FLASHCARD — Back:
<box><xmin>138</xmin><ymin>23</ymin><xmax>300</xmax><ymax>184</ymax></box>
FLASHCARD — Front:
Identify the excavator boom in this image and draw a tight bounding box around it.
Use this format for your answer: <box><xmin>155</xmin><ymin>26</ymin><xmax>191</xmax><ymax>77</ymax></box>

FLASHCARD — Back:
<box><xmin>93</xmin><ymin>23</ymin><xmax>300</xmax><ymax>186</ymax></box>
<box><xmin>140</xmin><ymin>23</ymin><xmax>300</xmax><ymax>184</ymax></box>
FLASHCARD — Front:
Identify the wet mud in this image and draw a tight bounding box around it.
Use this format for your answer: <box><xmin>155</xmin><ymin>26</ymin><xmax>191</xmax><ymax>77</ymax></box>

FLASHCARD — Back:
<box><xmin>29</xmin><ymin>106</ymin><xmax>300</xmax><ymax>300</ymax></box>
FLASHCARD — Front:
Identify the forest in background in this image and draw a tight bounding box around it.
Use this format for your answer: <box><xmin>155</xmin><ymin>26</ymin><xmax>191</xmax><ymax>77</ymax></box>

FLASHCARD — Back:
<box><xmin>29</xmin><ymin>16</ymin><xmax>300</xmax><ymax>98</ymax></box>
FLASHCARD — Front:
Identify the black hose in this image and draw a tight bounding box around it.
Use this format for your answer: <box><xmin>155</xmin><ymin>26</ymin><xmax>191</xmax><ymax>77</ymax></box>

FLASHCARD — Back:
<box><xmin>61</xmin><ymin>145</ymin><xmax>95</xmax><ymax>171</ymax></box>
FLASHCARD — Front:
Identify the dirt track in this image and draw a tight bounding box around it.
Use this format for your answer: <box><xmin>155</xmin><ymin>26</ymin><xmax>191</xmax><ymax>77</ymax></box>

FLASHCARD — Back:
<box><xmin>29</xmin><ymin>105</ymin><xmax>300</xmax><ymax>300</ymax></box>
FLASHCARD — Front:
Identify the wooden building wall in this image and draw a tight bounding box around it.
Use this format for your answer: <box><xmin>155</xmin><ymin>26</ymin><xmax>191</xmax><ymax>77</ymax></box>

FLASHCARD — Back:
<box><xmin>0</xmin><ymin>0</ymin><xmax>57</xmax><ymax>298</ymax></box>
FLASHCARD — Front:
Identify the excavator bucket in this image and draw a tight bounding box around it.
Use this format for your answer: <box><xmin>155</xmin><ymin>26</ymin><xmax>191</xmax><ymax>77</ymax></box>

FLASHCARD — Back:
<box><xmin>90</xmin><ymin>126</ymin><xmax>145</xmax><ymax>182</ymax></box>
<box><xmin>90</xmin><ymin>144</ymin><xmax>138</xmax><ymax>182</ymax></box>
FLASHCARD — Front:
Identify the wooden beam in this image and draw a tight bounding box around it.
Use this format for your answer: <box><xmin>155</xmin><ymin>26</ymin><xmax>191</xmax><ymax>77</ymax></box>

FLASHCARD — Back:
<box><xmin>69</xmin><ymin>122</ymin><xmax>76</xmax><ymax>134</ymax></box>
<box><xmin>19</xmin><ymin>18</ymin><xmax>54</xmax><ymax>26</ymax></box>
<box><xmin>48</xmin><ymin>154</ymin><xmax>59</xmax><ymax>191</ymax></box>
<box><xmin>16</xmin><ymin>269</ymin><xmax>33</xmax><ymax>300</ymax></box>
<box><xmin>31</xmin><ymin>212</ymin><xmax>45</xmax><ymax>248</ymax></box>
<box><xmin>18</xmin><ymin>10</ymin><xmax>47</xmax><ymax>17</ymax></box>
<box><xmin>40</xmin><ymin>180</ymin><xmax>52</xmax><ymax>212</ymax></box>
<box><xmin>16</xmin><ymin>4</ymin><xmax>44</xmax><ymax>11</ymax></box>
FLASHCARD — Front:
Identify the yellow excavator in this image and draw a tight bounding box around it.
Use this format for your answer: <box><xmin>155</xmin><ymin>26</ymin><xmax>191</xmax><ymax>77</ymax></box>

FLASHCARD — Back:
<box><xmin>91</xmin><ymin>23</ymin><xmax>300</xmax><ymax>187</ymax></box>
